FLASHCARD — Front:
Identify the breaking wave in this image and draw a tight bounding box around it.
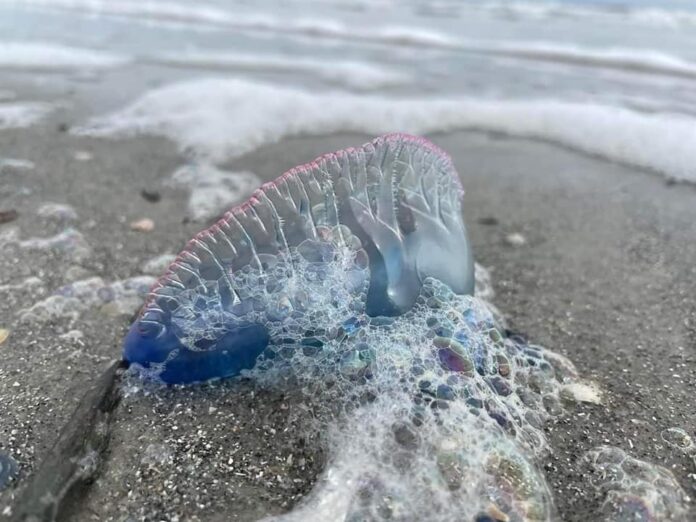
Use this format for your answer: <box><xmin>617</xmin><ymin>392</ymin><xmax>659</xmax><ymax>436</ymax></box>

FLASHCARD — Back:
<box><xmin>78</xmin><ymin>78</ymin><xmax>696</xmax><ymax>183</ymax></box>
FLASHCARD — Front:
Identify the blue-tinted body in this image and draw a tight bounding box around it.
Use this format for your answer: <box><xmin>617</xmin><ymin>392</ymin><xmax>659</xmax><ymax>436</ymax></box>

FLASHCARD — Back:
<box><xmin>123</xmin><ymin>134</ymin><xmax>474</xmax><ymax>383</ymax></box>
<box><xmin>124</xmin><ymin>319</ymin><xmax>270</xmax><ymax>383</ymax></box>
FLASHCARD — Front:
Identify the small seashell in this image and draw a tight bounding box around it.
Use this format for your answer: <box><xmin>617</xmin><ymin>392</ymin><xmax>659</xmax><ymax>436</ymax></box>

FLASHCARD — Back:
<box><xmin>504</xmin><ymin>232</ymin><xmax>526</xmax><ymax>247</ymax></box>
<box><xmin>130</xmin><ymin>218</ymin><xmax>155</xmax><ymax>232</ymax></box>
<box><xmin>0</xmin><ymin>328</ymin><xmax>9</xmax><ymax>345</ymax></box>
<box><xmin>73</xmin><ymin>150</ymin><xmax>93</xmax><ymax>162</ymax></box>
<box><xmin>559</xmin><ymin>382</ymin><xmax>602</xmax><ymax>405</ymax></box>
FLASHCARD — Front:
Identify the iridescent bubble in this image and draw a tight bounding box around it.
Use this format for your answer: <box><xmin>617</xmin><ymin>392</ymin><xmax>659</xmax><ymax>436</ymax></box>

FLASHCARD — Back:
<box><xmin>661</xmin><ymin>427</ymin><xmax>693</xmax><ymax>452</ymax></box>
<box><xmin>584</xmin><ymin>446</ymin><xmax>689</xmax><ymax>521</ymax></box>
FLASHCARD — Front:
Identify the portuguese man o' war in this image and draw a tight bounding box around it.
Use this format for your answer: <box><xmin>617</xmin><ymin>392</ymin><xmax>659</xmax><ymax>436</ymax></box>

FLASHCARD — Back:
<box><xmin>123</xmin><ymin>134</ymin><xmax>687</xmax><ymax>521</ymax></box>
<box><xmin>125</xmin><ymin>133</ymin><xmax>474</xmax><ymax>383</ymax></box>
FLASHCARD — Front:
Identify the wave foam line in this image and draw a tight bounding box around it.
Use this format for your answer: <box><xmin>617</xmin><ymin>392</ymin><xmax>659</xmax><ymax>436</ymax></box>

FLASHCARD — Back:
<box><xmin>150</xmin><ymin>51</ymin><xmax>409</xmax><ymax>90</ymax></box>
<box><xmin>0</xmin><ymin>41</ymin><xmax>129</xmax><ymax>70</ymax></box>
<box><xmin>0</xmin><ymin>102</ymin><xmax>52</xmax><ymax>128</ymax></box>
<box><xmin>77</xmin><ymin>78</ymin><xmax>696</xmax><ymax>182</ymax></box>
<box><xmin>2</xmin><ymin>0</ymin><xmax>460</xmax><ymax>49</ymax></box>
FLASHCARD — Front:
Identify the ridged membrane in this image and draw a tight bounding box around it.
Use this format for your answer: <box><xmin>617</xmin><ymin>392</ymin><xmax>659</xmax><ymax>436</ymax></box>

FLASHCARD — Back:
<box><xmin>124</xmin><ymin>134</ymin><xmax>474</xmax><ymax>383</ymax></box>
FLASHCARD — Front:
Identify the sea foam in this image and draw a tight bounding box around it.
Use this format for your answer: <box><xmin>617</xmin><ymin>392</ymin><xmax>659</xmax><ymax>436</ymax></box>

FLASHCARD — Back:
<box><xmin>152</xmin><ymin>51</ymin><xmax>409</xmax><ymax>90</ymax></box>
<box><xmin>0</xmin><ymin>42</ymin><xmax>128</xmax><ymax>70</ymax></box>
<box><xmin>169</xmin><ymin>164</ymin><xmax>261</xmax><ymax>221</ymax></box>
<box><xmin>0</xmin><ymin>102</ymin><xmax>52</xmax><ymax>129</ymax></box>
<box><xmin>79</xmin><ymin>78</ymin><xmax>696</xmax><ymax>182</ymax></box>
<box><xmin>19</xmin><ymin>276</ymin><xmax>155</xmax><ymax>322</ymax></box>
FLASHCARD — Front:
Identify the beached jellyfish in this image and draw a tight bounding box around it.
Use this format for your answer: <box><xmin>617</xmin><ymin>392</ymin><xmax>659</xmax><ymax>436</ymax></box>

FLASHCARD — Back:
<box><xmin>121</xmin><ymin>139</ymin><xmax>599</xmax><ymax>520</ymax></box>
<box><xmin>124</xmin><ymin>134</ymin><xmax>475</xmax><ymax>383</ymax></box>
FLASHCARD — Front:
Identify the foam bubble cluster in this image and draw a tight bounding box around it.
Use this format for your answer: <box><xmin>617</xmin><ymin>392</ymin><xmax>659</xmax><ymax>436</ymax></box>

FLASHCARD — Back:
<box><xmin>0</xmin><ymin>226</ymin><xmax>91</xmax><ymax>261</ymax></box>
<box><xmin>131</xmin><ymin>214</ymin><xmax>574</xmax><ymax>519</ymax></box>
<box><xmin>169</xmin><ymin>164</ymin><xmax>260</xmax><ymax>221</ymax></box>
<box><xmin>20</xmin><ymin>276</ymin><xmax>155</xmax><ymax>322</ymax></box>
<box><xmin>583</xmin><ymin>446</ymin><xmax>690</xmax><ymax>521</ymax></box>
<box><xmin>249</xmin><ymin>269</ymin><xmax>574</xmax><ymax>521</ymax></box>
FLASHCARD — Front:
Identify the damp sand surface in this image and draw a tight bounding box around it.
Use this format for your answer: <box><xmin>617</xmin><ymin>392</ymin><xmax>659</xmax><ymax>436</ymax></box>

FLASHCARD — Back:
<box><xmin>0</xmin><ymin>124</ymin><xmax>695</xmax><ymax>520</ymax></box>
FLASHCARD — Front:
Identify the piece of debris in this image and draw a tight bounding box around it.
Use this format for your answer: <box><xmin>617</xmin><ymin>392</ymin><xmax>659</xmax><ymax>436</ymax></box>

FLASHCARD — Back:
<box><xmin>478</xmin><ymin>216</ymin><xmax>499</xmax><ymax>226</ymax></box>
<box><xmin>140</xmin><ymin>189</ymin><xmax>161</xmax><ymax>203</ymax></box>
<box><xmin>0</xmin><ymin>209</ymin><xmax>18</xmax><ymax>224</ymax></box>
<box><xmin>37</xmin><ymin>203</ymin><xmax>78</xmax><ymax>222</ymax></box>
<box><xmin>0</xmin><ymin>328</ymin><xmax>9</xmax><ymax>345</ymax></box>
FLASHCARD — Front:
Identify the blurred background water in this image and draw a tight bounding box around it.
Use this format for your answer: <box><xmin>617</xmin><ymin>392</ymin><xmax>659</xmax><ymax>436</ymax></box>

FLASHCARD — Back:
<box><xmin>1</xmin><ymin>0</ymin><xmax>695</xmax><ymax>184</ymax></box>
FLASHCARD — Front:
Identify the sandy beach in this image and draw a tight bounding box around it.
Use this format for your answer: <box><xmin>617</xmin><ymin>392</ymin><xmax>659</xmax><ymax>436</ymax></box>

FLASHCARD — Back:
<box><xmin>2</xmin><ymin>0</ymin><xmax>696</xmax><ymax>519</ymax></box>
<box><xmin>1</xmin><ymin>114</ymin><xmax>694</xmax><ymax>519</ymax></box>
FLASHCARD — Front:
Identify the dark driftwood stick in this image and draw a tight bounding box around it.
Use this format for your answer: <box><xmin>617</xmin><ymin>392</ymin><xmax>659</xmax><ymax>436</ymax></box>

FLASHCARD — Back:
<box><xmin>10</xmin><ymin>359</ymin><xmax>125</xmax><ymax>522</ymax></box>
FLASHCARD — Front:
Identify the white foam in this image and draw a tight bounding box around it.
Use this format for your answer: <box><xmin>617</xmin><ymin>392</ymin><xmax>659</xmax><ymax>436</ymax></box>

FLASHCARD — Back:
<box><xmin>18</xmin><ymin>275</ymin><xmax>155</xmax><ymax>322</ymax></box>
<box><xmin>0</xmin><ymin>227</ymin><xmax>92</xmax><ymax>261</ymax></box>
<box><xmin>583</xmin><ymin>446</ymin><xmax>690</xmax><ymax>519</ymax></box>
<box><xmin>79</xmin><ymin>77</ymin><xmax>696</xmax><ymax>182</ymax></box>
<box><xmin>0</xmin><ymin>102</ymin><xmax>52</xmax><ymax>129</ymax></box>
<box><xmin>36</xmin><ymin>202</ymin><xmax>79</xmax><ymax>222</ymax></box>
<box><xmin>4</xmin><ymin>0</ymin><xmax>244</xmax><ymax>26</ymax></box>
<box><xmin>169</xmin><ymin>163</ymin><xmax>261</xmax><ymax>221</ymax></box>
<box><xmin>0</xmin><ymin>276</ymin><xmax>44</xmax><ymax>294</ymax></box>
<box><xmin>0</xmin><ymin>41</ymin><xmax>128</xmax><ymax>70</ymax></box>
<box><xmin>153</xmin><ymin>51</ymin><xmax>409</xmax><ymax>90</ymax></box>
<box><xmin>142</xmin><ymin>253</ymin><xmax>177</xmax><ymax>275</ymax></box>
<box><xmin>0</xmin><ymin>158</ymin><xmax>35</xmax><ymax>173</ymax></box>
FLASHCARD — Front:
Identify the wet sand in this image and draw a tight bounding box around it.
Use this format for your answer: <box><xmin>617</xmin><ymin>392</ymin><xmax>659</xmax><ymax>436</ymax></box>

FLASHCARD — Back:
<box><xmin>1</xmin><ymin>123</ymin><xmax>695</xmax><ymax>520</ymax></box>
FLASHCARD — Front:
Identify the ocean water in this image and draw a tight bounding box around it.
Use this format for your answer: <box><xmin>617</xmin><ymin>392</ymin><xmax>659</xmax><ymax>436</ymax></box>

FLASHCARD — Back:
<box><xmin>0</xmin><ymin>0</ymin><xmax>695</xmax><ymax>181</ymax></box>
<box><xmin>1</xmin><ymin>1</ymin><xmax>694</xmax><ymax>520</ymax></box>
